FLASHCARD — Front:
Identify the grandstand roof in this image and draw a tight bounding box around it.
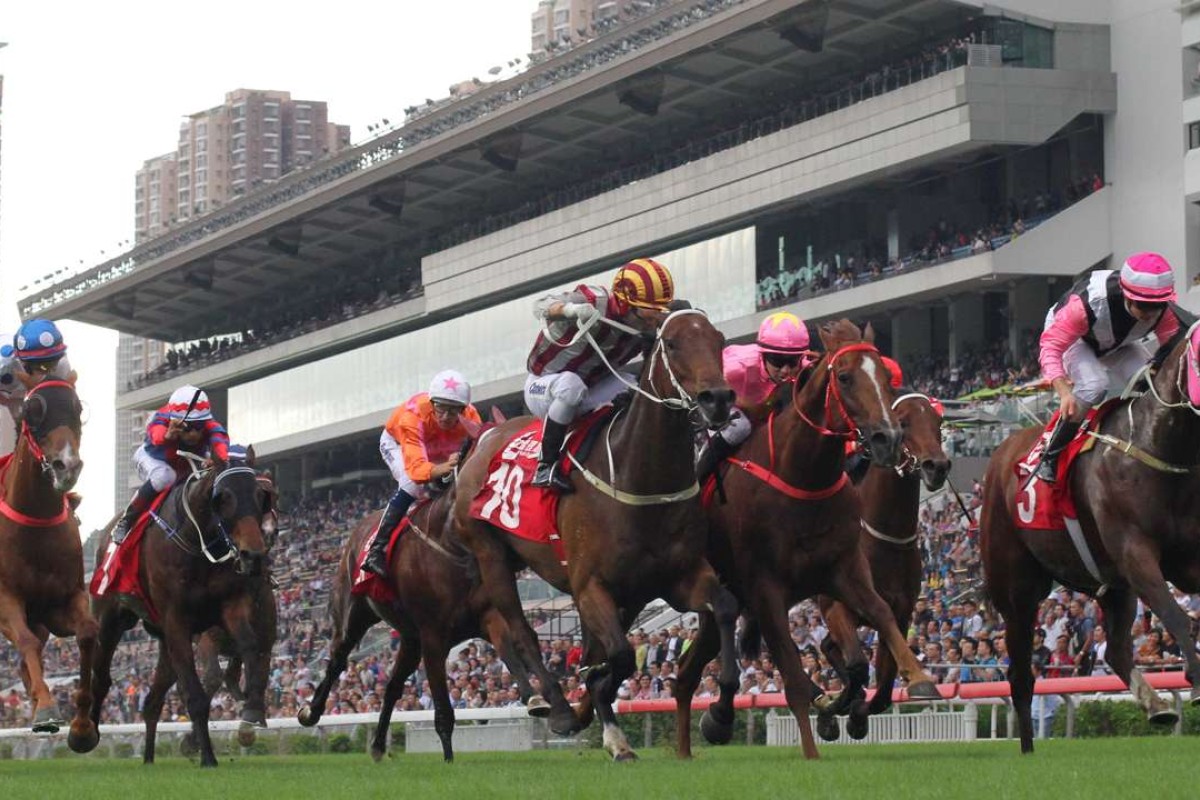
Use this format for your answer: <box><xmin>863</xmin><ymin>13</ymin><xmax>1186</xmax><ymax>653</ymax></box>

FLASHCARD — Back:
<box><xmin>22</xmin><ymin>0</ymin><xmax>973</xmax><ymax>342</ymax></box>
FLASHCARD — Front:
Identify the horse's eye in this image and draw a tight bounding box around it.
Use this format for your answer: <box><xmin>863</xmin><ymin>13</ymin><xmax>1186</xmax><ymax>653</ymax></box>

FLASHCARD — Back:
<box><xmin>663</xmin><ymin>339</ymin><xmax>676</xmax><ymax>352</ymax></box>
<box><xmin>837</xmin><ymin>372</ymin><xmax>852</xmax><ymax>385</ymax></box>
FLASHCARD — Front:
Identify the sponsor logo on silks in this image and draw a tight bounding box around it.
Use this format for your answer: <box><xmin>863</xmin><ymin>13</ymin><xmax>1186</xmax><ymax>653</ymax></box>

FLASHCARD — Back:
<box><xmin>501</xmin><ymin>431</ymin><xmax>541</xmax><ymax>462</ymax></box>
<box><xmin>527</xmin><ymin>383</ymin><xmax>547</xmax><ymax>396</ymax></box>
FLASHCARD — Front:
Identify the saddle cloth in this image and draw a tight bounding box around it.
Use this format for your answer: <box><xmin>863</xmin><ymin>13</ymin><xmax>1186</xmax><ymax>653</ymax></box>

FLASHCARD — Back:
<box><xmin>350</xmin><ymin>500</ymin><xmax>434</xmax><ymax>605</ymax></box>
<box><xmin>89</xmin><ymin>489</ymin><xmax>172</xmax><ymax>624</ymax></box>
<box><xmin>1012</xmin><ymin>403</ymin><xmax>1114</xmax><ymax>531</ymax></box>
<box><xmin>467</xmin><ymin>408</ymin><xmax>611</xmax><ymax>565</ymax></box>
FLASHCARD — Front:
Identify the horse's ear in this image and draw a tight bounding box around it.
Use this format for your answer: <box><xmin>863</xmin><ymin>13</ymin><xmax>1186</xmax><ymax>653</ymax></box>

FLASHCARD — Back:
<box><xmin>245</xmin><ymin>445</ymin><xmax>256</xmax><ymax>467</ymax></box>
<box><xmin>863</xmin><ymin>322</ymin><xmax>876</xmax><ymax>344</ymax></box>
<box><xmin>66</xmin><ymin>370</ymin><xmax>78</xmax><ymax>386</ymax></box>
<box><xmin>20</xmin><ymin>394</ymin><xmax>46</xmax><ymax>428</ymax></box>
<box><xmin>817</xmin><ymin>324</ymin><xmax>835</xmax><ymax>352</ymax></box>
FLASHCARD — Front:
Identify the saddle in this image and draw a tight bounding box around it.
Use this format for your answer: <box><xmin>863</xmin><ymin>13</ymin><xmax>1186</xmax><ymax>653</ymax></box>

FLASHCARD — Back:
<box><xmin>89</xmin><ymin>488</ymin><xmax>172</xmax><ymax>624</ymax></box>
<box><xmin>351</xmin><ymin>498</ymin><xmax>435</xmax><ymax>604</ymax></box>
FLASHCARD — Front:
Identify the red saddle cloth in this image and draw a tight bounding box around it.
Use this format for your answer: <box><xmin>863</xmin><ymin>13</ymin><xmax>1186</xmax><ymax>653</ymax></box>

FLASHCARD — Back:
<box><xmin>350</xmin><ymin>501</ymin><xmax>433</xmax><ymax>605</ymax></box>
<box><xmin>1012</xmin><ymin>403</ymin><xmax>1114</xmax><ymax>531</ymax></box>
<box><xmin>89</xmin><ymin>490</ymin><xmax>171</xmax><ymax>624</ymax></box>
<box><xmin>467</xmin><ymin>408</ymin><xmax>610</xmax><ymax>566</ymax></box>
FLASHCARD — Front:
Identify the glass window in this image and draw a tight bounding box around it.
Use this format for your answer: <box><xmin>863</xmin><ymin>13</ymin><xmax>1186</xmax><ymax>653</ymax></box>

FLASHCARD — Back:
<box><xmin>1190</xmin><ymin>122</ymin><xmax>1200</xmax><ymax>151</ymax></box>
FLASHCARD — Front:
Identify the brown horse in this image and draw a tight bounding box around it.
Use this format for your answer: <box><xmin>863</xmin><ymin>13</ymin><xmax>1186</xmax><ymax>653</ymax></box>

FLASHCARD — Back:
<box><xmin>90</xmin><ymin>449</ymin><xmax>275</xmax><ymax>766</ymax></box>
<box><xmin>673</xmin><ymin>320</ymin><xmax>940</xmax><ymax>760</ymax></box>
<box><xmin>816</xmin><ymin>390</ymin><xmax>951</xmax><ymax>741</ymax></box>
<box><xmin>982</xmin><ymin>323</ymin><xmax>1200</xmax><ymax>753</ymax></box>
<box><xmin>0</xmin><ymin>375</ymin><xmax>96</xmax><ymax>750</ymax></box>
<box><xmin>452</xmin><ymin>305</ymin><xmax>738</xmax><ymax>760</ymax></box>
<box><xmin>298</xmin><ymin>490</ymin><xmax>536</xmax><ymax>762</ymax></box>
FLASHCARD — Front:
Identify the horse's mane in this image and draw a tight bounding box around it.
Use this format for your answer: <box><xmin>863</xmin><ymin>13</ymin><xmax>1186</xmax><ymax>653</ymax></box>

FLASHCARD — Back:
<box><xmin>1149</xmin><ymin>305</ymin><xmax>1197</xmax><ymax>371</ymax></box>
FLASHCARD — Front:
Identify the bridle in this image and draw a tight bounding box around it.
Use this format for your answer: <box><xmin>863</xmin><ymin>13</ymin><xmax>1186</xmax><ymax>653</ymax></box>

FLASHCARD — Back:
<box><xmin>158</xmin><ymin>454</ymin><xmax>263</xmax><ymax>573</ymax></box>
<box><xmin>881</xmin><ymin>392</ymin><xmax>936</xmax><ymax>477</ymax></box>
<box><xmin>793</xmin><ymin>343</ymin><xmax>885</xmax><ymax>438</ymax></box>
<box><xmin>19</xmin><ymin>379</ymin><xmax>79</xmax><ymax>484</ymax></box>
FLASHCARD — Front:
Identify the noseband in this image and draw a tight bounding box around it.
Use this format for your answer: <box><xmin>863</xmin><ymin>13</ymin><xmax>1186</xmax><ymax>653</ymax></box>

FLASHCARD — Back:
<box><xmin>164</xmin><ymin>465</ymin><xmax>262</xmax><ymax>571</ymax></box>
<box><xmin>793</xmin><ymin>343</ymin><xmax>883</xmax><ymax>438</ymax></box>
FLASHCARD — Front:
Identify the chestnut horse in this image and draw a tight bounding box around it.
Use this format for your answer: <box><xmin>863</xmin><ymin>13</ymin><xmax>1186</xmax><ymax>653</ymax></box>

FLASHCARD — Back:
<box><xmin>673</xmin><ymin>321</ymin><xmax>940</xmax><ymax>760</ymax></box>
<box><xmin>452</xmin><ymin>305</ymin><xmax>738</xmax><ymax>760</ymax></box>
<box><xmin>816</xmin><ymin>390</ymin><xmax>951</xmax><ymax>741</ymax></box>
<box><xmin>0</xmin><ymin>375</ymin><xmax>95</xmax><ymax>750</ymax></box>
<box><xmin>298</xmin><ymin>489</ymin><xmax>536</xmax><ymax>762</ymax></box>
<box><xmin>982</xmin><ymin>322</ymin><xmax>1200</xmax><ymax>753</ymax></box>
<box><xmin>90</xmin><ymin>449</ymin><xmax>274</xmax><ymax>766</ymax></box>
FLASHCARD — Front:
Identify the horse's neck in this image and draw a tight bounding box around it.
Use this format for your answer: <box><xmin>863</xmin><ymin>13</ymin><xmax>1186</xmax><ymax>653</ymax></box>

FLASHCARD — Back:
<box><xmin>861</xmin><ymin>467</ymin><xmax>918</xmax><ymax>538</ymax></box>
<box><xmin>609</xmin><ymin>386</ymin><xmax>694</xmax><ymax>489</ymax></box>
<box><xmin>1131</xmin><ymin>355</ymin><xmax>1200</xmax><ymax>467</ymax></box>
<box><xmin>773</xmin><ymin>375</ymin><xmax>845</xmax><ymax>487</ymax></box>
<box><xmin>179</xmin><ymin>472</ymin><xmax>216</xmax><ymax>530</ymax></box>
<box><xmin>2</xmin><ymin>439</ymin><xmax>62</xmax><ymax>518</ymax></box>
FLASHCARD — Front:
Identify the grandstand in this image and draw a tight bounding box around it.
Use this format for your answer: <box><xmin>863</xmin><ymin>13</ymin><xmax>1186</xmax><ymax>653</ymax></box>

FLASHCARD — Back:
<box><xmin>10</xmin><ymin>0</ymin><xmax>1200</xmax><ymax>723</ymax></box>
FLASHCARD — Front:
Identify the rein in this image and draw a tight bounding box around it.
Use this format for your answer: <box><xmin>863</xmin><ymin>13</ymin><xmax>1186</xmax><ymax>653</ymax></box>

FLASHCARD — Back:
<box><xmin>161</xmin><ymin>460</ymin><xmax>255</xmax><ymax>566</ymax></box>
<box><xmin>793</xmin><ymin>343</ymin><xmax>882</xmax><ymax>438</ymax></box>
<box><xmin>408</xmin><ymin>515</ymin><xmax>474</xmax><ymax>569</ymax></box>
<box><xmin>0</xmin><ymin>379</ymin><xmax>76</xmax><ymax>527</ymax></box>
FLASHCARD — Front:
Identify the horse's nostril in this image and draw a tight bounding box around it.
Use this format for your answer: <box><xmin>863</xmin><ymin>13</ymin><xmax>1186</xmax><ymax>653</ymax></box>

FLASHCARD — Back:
<box><xmin>52</xmin><ymin>460</ymin><xmax>66</xmax><ymax>471</ymax></box>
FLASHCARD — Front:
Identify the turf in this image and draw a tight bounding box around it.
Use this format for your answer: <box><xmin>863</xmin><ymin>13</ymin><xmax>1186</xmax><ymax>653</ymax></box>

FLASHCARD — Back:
<box><xmin>0</xmin><ymin>738</ymin><xmax>1189</xmax><ymax>800</ymax></box>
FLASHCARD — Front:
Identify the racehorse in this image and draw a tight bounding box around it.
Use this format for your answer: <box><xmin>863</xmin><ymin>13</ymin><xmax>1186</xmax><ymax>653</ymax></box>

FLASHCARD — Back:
<box><xmin>672</xmin><ymin>320</ymin><xmax>941</xmax><ymax>760</ymax></box>
<box><xmin>298</xmin><ymin>489</ymin><xmax>537</xmax><ymax>762</ymax></box>
<box><xmin>815</xmin><ymin>390</ymin><xmax>951</xmax><ymax>741</ymax></box>
<box><xmin>982</xmin><ymin>321</ymin><xmax>1200</xmax><ymax>753</ymax></box>
<box><xmin>0</xmin><ymin>375</ymin><xmax>96</xmax><ymax>750</ymax></box>
<box><xmin>90</xmin><ymin>449</ymin><xmax>275</xmax><ymax>766</ymax></box>
<box><xmin>452</xmin><ymin>304</ymin><xmax>739</xmax><ymax>760</ymax></box>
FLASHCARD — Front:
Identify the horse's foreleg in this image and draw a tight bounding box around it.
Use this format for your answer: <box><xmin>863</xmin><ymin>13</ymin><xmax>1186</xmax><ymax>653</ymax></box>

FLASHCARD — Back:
<box><xmin>1098</xmin><ymin>587</ymin><xmax>1177</xmax><ymax>725</ymax></box>
<box><xmin>223</xmin><ymin>590</ymin><xmax>275</xmax><ymax>745</ymax></box>
<box><xmin>828</xmin><ymin>552</ymin><xmax>938</xmax><ymax>699</ymax></box>
<box><xmin>479</xmin><ymin>609</ymin><xmax>538</xmax><ymax>707</ymax></box>
<box><xmin>58</xmin><ymin>591</ymin><xmax>100</xmax><ymax>753</ymax></box>
<box><xmin>162</xmin><ymin>615</ymin><xmax>217</xmax><ymax>767</ymax></box>
<box><xmin>819</xmin><ymin>600</ymin><xmax>867</xmax><ymax>714</ymax></box>
<box><xmin>421</xmin><ymin>631</ymin><xmax>460</xmax><ymax>763</ymax></box>
<box><xmin>0</xmin><ymin>591</ymin><xmax>58</xmax><ymax>731</ymax></box>
<box><xmin>672</xmin><ymin>611</ymin><xmax>719</xmax><ymax>759</ymax></box>
<box><xmin>141</xmin><ymin>642</ymin><xmax>177</xmax><ymax>764</ymax></box>
<box><xmin>576</xmin><ymin>583</ymin><xmax>637</xmax><ymax>762</ymax></box>
<box><xmin>88</xmin><ymin>603</ymin><xmax>129</xmax><ymax>731</ymax></box>
<box><xmin>753</xmin><ymin>582</ymin><xmax>819</xmax><ymax>759</ymax></box>
<box><xmin>371</xmin><ymin>628</ymin><xmax>421</xmax><ymax>762</ymax></box>
<box><xmin>300</xmin><ymin>596</ymin><xmax>376</xmax><ymax>727</ymax></box>
<box><xmin>671</xmin><ymin>571</ymin><xmax>740</xmax><ymax>747</ymax></box>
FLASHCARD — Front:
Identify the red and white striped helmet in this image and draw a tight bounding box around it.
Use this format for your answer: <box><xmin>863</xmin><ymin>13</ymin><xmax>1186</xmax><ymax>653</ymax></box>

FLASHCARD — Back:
<box><xmin>1119</xmin><ymin>252</ymin><xmax>1176</xmax><ymax>304</ymax></box>
<box><xmin>166</xmin><ymin>385</ymin><xmax>213</xmax><ymax>420</ymax></box>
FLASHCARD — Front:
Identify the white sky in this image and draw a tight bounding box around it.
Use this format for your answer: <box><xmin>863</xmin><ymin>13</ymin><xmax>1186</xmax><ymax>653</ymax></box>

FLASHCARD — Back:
<box><xmin>0</xmin><ymin>1</ymin><xmax>537</xmax><ymax>534</ymax></box>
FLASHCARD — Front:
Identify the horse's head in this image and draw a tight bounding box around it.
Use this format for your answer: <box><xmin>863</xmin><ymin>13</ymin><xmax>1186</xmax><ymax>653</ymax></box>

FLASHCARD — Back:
<box><xmin>814</xmin><ymin>320</ymin><xmax>904</xmax><ymax>467</ymax></box>
<box><xmin>17</xmin><ymin>373</ymin><xmax>83</xmax><ymax>493</ymax></box>
<box><xmin>644</xmin><ymin>301</ymin><xmax>735</xmax><ymax>428</ymax></box>
<box><xmin>208</xmin><ymin>446</ymin><xmax>272</xmax><ymax>576</ymax></box>
<box><xmin>892</xmin><ymin>392</ymin><xmax>951</xmax><ymax>490</ymax></box>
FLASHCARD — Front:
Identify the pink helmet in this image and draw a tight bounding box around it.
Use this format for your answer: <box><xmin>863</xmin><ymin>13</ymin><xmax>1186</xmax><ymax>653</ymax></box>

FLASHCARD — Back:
<box><xmin>757</xmin><ymin>312</ymin><xmax>810</xmax><ymax>355</ymax></box>
<box><xmin>1120</xmin><ymin>252</ymin><xmax>1176</xmax><ymax>304</ymax></box>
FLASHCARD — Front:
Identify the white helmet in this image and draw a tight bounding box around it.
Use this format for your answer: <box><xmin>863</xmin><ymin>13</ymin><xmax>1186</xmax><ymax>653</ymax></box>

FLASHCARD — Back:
<box><xmin>167</xmin><ymin>384</ymin><xmax>213</xmax><ymax>420</ymax></box>
<box><xmin>428</xmin><ymin>369</ymin><xmax>470</xmax><ymax>407</ymax></box>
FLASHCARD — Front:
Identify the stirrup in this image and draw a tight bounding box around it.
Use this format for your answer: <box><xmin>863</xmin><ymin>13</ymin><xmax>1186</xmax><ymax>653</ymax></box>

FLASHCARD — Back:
<box><xmin>531</xmin><ymin>462</ymin><xmax>573</xmax><ymax>493</ymax></box>
<box><xmin>362</xmin><ymin>548</ymin><xmax>390</xmax><ymax>578</ymax></box>
<box><xmin>1034</xmin><ymin>458</ymin><xmax>1058</xmax><ymax>484</ymax></box>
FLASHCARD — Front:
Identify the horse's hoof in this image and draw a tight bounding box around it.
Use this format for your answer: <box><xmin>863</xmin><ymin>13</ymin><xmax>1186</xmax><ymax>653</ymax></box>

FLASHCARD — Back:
<box><xmin>179</xmin><ymin>733</ymin><xmax>198</xmax><ymax>757</ymax></box>
<box><xmin>811</xmin><ymin>692</ymin><xmax>835</xmax><ymax>713</ymax></box>
<box><xmin>237</xmin><ymin>721</ymin><xmax>257</xmax><ymax>748</ymax></box>
<box><xmin>31</xmin><ymin>709</ymin><xmax>63</xmax><ymax>735</ymax></box>
<box><xmin>613</xmin><ymin>750</ymin><xmax>639</xmax><ymax>762</ymax></box>
<box><xmin>370</xmin><ymin>746</ymin><xmax>386</xmax><ymax>763</ymax></box>
<box><xmin>1148</xmin><ymin>708</ymin><xmax>1180</xmax><ymax>727</ymax></box>
<box><xmin>525</xmin><ymin>695</ymin><xmax>551</xmax><ymax>718</ymax></box>
<box><xmin>297</xmin><ymin>707</ymin><xmax>319</xmax><ymax>727</ymax></box>
<box><xmin>907</xmin><ymin>680</ymin><xmax>940</xmax><ymax>700</ymax></box>
<box><xmin>1190</xmin><ymin>687</ymin><xmax>1200</xmax><ymax>706</ymax></box>
<box><xmin>700</xmin><ymin>710</ymin><xmax>733</xmax><ymax>745</ymax></box>
<box><xmin>847</xmin><ymin>703</ymin><xmax>870</xmax><ymax>741</ymax></box>
<box><xmin>68</xmin><ymin>724</ymin><xmax>100</xmax><ymax>754</ymax></box>
<box><xmin>549</xmin><ymin>712</ymin><xmax>582</xmax><ymax>737</ymax></box>
<box><xmin>815</xmin><ymin>713</ymin><xmax>840</xmax><ymax>742</ymax></box>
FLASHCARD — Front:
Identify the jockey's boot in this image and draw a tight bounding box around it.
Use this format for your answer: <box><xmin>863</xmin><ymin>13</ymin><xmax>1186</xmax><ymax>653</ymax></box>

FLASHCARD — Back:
<box><xmin>1035</xmin><ymin>417</ymin><xmax>1080</xmax><ymax>484</ymax></box>
<box><xmin>363</xmin><ymin>490</ymin><xmax>415</xmax><ymax>578</ymax></box>
<box><xmin>111</xmin><ymin>481</ymin><xmax>158</xmax><ymax>545</ymax></box>
<box><xmin>530</xmin><ymin>418</ymin><xmax>573</xmax><ymax>493</ymax></box>
<box><xmin>696</xmin><ymin>434</ymin><xmax>735</xmax><ymax>486</ymax></box>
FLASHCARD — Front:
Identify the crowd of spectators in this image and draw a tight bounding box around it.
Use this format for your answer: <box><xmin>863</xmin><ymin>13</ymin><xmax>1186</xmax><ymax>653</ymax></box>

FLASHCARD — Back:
<box><xmin>757</xmin><ymin>172</ymin><xmax>1106</xmax><ymax>311</ymax></box>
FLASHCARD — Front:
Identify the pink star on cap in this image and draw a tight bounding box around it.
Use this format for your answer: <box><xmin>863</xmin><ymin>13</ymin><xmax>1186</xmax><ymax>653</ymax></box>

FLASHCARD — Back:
<box><xmin>442</xmin><ymin>376</ymin><xmax>461</xmax><ymax>391</ymax></box>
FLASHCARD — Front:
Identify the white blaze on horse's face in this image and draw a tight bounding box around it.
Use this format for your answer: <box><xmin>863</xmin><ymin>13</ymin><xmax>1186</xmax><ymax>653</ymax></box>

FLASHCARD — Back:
<box><xmin>859</xmin><ymin>356</ymin><xmax>892</xmax><ymax>428</ymax></box>
<box><xmin>49</xmin><ymin>440</ymin><xmax>83</xmax><ymax>493</ymax></box>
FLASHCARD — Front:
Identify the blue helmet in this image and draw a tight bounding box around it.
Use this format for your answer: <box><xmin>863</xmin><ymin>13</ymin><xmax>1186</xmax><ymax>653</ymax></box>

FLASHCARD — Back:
<box><xmin>14</xmin><ymin>319</ymin><xmax>67</xmax><ymax>362</ymax></box>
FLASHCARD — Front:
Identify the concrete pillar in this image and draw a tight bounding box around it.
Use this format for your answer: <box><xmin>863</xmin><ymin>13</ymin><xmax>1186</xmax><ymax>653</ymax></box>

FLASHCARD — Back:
<box><xmin>951</xmin><ymin>293</ymin><xmax>986</xmax><ymax>358</ymax></box>
<box><xmin>887</xmin><ymin>208</ymin><xmax>900</xmax><ymax>262</ymax></box>
<box><xmin>300</xmin><ymin>453</ymin><xmax>314</xmax><ymax>500</ymax></box>
<box><xmin>1007</xmin><ymin>286</ymin><xmax>1022</xmax><ymax>363</ymax></box>
<box><xmin>947</xmin><ymin>301</ymin><xmax>958</xmax><ymax>367</ymax></box>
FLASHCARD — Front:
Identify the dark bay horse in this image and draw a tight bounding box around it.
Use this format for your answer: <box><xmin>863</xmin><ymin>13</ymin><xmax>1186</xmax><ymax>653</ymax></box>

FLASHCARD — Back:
<box><xmin>982</xmin><ymin>323</ymin><xmax>1200</xmax><ymax>753</ymax></box>
<box><xmin>90</xmin><ymin>449</ymin><xmax>275</xmax><ymax>766</ymax></box>
<box><xmin>452</xmin><ymin>305</ymin><xmax>738</xmax><ymax>760</ymax></box>
<box><xmin>0</xmin><ymin>375</ymin><xmax>96</xmax><ymax>749</ymax></box>
<box><xmin>298</xmin><ymin>490</ymin><xmax>536</xmax><ymax>762</ymax></box>
<box><xmin>816</xmin><ymin>390</ymin><xmax>951</xmax><ymax>740</ymax></box>
<box><xmin>673</xmin><ymin>321</ymin><xmax>940</xmax><ymax>760</ymax></box>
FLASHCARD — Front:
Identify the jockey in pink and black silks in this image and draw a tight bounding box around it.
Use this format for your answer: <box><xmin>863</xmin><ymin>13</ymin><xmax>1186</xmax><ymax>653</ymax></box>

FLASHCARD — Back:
<box><xmin>523</xmin><ymin>258</ymin><xmax>675</xmax><ymax>492</ymax></box>
<box><xmin>112</xmin><ymin>385</ymin><xmax>230</xmax><ymax>543</ymax></box>
<box><xmin>1034</xmin><ymin>252</ymin><xmax>1182</xmax><ymax>482</ymax></box>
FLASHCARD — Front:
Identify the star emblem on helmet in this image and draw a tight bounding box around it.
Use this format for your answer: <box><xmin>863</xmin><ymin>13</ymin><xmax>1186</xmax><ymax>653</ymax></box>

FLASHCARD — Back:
<box><xmin>442</xmin><ymin>376</ymin><xmax>461</xmax><ymax>391</ymax></box>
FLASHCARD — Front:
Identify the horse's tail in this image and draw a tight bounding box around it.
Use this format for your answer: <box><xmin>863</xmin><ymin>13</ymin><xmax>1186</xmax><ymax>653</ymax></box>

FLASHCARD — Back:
<box><xmin>739</xmin><ymin>614</ymin><xmax>762</xmax><ymax>660</ymax></box>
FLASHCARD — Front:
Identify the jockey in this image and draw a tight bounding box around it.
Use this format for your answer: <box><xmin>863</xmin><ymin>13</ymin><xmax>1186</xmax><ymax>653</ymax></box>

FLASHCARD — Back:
<box><xmin>1035</xmin><ymin>252</ymin><xmax>1182</xmax><ymax>482</ymax></box>
<box><xmin>363</xmin><ymin>369</ymin><xmax>482</xmax><ymax>577</ymax></box>
<box><xmin>0</xmin><ymin>319</ymin><xmax>73</xmax><ymax>414</ymax></box>
<box><xmin>524</xmin><ymin>258</ymin><xmax>674</xmax><ymax>492</ymax></box>
<box><xmin>112</xmin><ymin>385</ymin><xmax>230</xmax><ymax>543</ymax></box>
<box><xmin>696</xmin><ymin>311</ymin><xmax>812</xmax><ymax>483</ymax></box>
